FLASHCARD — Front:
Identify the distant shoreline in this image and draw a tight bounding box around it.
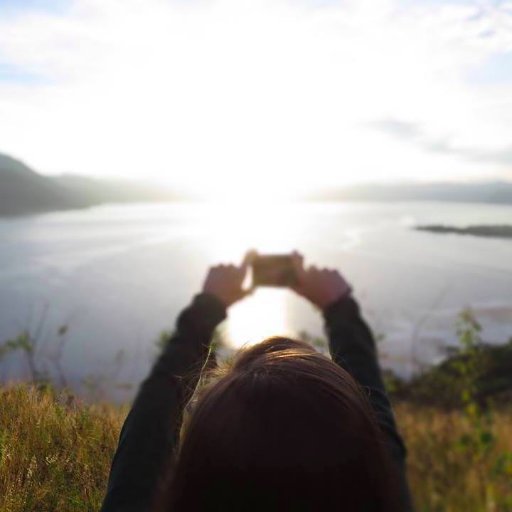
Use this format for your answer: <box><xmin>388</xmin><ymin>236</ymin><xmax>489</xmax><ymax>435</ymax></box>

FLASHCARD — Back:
<box><xmin>3</xmin><ymin>150</ymin><xmax>512</xmax><ymax>216</ymax></box>
<box><xmin>2</xmin><ymin>200</ymin><xmax>512</xmax><ymax>220</ymax></box>
<box><xmin>416</xmin><ymin>224</ymin><xmax>512</xmax><ymax>239</ymax></box>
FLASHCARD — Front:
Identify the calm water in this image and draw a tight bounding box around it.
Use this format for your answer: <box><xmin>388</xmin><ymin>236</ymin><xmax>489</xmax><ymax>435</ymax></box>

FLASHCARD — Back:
<box><xmin>1</xmin><ymin>201</ymin><xmax>511</xmax><ymax>397</ymax></box>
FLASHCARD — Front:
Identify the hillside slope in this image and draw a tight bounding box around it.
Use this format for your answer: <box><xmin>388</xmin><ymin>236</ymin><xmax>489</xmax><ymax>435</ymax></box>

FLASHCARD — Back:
<box><xmin>1</xmin><ymin>384</ymin><xmax>511</xmax><ymax>511</ymax></box>
<box><xmin>0</xmin><ymin>154</ymin><xmax>92</xmax><ymax>216</ymax></box>
<box><xmin>0</xmin><ymin>153</ymin><xmax>181</xmax><ymax>216</ymax></box>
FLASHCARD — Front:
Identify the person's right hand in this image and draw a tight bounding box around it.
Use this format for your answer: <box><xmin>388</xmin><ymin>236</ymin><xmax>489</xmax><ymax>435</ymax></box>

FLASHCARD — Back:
<box><xmin>202</xmin><ymin>253</ymin><xmax>254</xmax><ymax>308</ymax></box>
<box><xmin>290</xmin><ymin>252</ymin><xmax>352</xmax><ymax>310</ymax></box>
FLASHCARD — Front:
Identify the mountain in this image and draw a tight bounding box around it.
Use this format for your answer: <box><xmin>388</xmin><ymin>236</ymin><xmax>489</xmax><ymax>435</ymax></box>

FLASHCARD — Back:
<box><xmin>0</xmin><ymin>153</ymin><xmax>91</xmax><ymax>216</ymax></box>
<box><xmin>0</xmin><ymin>153</ymin><xmax>181</xmax><ymax>216</ymax></box>
<box><xmin>2</xmin><ymin>151</ymin><xmax>512</xmax><ymax>217</ymax></box>
<box><xmin>52</xmin><ymin>174</ymin><xmax>182</xmax><ymax>204</ymax></box>
<box><xmin>310</xmin><ymin>181</ymin><xmax>512</xmax><ymax>204</ymax></box>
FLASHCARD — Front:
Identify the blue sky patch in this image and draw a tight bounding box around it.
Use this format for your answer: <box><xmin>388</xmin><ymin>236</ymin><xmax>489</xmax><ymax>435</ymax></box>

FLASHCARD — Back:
<box><xmin>0</xmin><ymin>0</ymin><xmax>70</xmax><ymax>16</ymax></box>
<box><xmin>0</xmin><ymin>61</ymin><xmax>49</xmax><ymax>85</ymax></box>
<box><xmin>467</xmin><ymin>52</ymin><xmax>512</xmax><ymax>85</ymax></box>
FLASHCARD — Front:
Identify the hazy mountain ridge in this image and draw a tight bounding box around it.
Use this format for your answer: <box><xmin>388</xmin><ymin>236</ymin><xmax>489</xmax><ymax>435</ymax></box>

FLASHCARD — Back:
<box><xmin>53</xmin><ymin>174</ymin><xmax>182</xmax><ymax>204</ymax></box>
<box><xmin>0</xmin><ymin>153</ymin><xmax>91</xmax><ymax>216</ymax></box>
<box><xmin>0</xmin><ymin>153</ymin><xmax>180</xmax><ymax>216</ymax></box>
<box><xmin>310</xmin><ymin>181</ymin><xmax>512</xmax><ymax>204</ymax></box>
<box><xmin>2</xmin><ymin>152</ymin><xmax>512</xmax><ymax>216</ymax></box>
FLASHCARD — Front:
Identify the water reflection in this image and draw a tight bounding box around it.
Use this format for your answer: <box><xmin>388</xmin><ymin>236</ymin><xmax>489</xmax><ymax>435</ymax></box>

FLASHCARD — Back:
<box><xmin>228</xmin><ymin>289</ymin><xmax>290</xmax><ymax>347</ymax></box>
<box><xmin>198</xmin><ymin>202</ymin><xmax>303</xmax><ymax>347</ymax></box>
<box><xmin>1</xmin><ymin>201</ymin><xmax>512</xmax><ymax>386</ymax></box>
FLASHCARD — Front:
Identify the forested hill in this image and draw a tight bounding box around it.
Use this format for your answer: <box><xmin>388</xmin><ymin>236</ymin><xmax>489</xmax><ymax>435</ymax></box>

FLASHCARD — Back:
<box><xmin>0</xmin><ymin>153</ymin><xmax>90</xmax><ymax>216</ymax></box>
<box><xmin>0</xmin><ymin>153</ymin><xmax>181</xmax><ymax>216</ymax></box>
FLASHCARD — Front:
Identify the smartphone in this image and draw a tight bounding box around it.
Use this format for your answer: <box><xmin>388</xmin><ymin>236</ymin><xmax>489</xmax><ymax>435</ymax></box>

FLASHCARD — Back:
<box><xmin>251</xmin><ymin>254</ymin><xmax>297</xmax><ymax>287</ymax></box>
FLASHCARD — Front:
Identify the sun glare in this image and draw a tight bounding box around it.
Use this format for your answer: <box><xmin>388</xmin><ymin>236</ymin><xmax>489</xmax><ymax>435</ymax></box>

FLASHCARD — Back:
<box><xmin>228</xmin><ymin>288</ymin><xmax>291</xmax><ymax>348</ymax></box>
<box><xmin>198</xmin><ymin>200</ymin><xmax>302</xmax><ymax>347</ymax></box>
<box><xmin>1</xmin><ymin>0</ymin><xmax>510</xmax><ymax>191</ymax></box>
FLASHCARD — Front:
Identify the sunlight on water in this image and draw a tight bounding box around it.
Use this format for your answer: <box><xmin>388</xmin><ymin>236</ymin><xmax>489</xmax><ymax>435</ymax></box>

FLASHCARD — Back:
<box><xmin>228</xmin><ymin>289</ymin><xmax>291</xmax><ymax>348</ymax></box>
<box><xmin>2</xmin><ymin>201</ymin><xmax>512</xmax><ymax>384</ymax></box>
<box><xmin>200</xmin><ymin>201</ymin><xmax>302</xmax><ymax>347</ymax></box>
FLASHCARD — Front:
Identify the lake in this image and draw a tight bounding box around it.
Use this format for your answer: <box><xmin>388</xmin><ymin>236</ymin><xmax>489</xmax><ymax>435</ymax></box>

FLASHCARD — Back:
<box><xmin>1</xmin><ymin>201</ymin><xmax>511</xmax><ymax>399</ymax></box>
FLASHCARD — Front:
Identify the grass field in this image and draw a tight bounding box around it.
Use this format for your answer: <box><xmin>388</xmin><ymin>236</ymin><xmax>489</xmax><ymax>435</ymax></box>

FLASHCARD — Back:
<box><xmin>0</xmin><ymin>386</ymin><xmax>123</xmax><ymax>512</ymax></box>
<box><xmin>0</xmin><ymin>385</ymin><xmax>511</xmax><ymax>512</ymax></box>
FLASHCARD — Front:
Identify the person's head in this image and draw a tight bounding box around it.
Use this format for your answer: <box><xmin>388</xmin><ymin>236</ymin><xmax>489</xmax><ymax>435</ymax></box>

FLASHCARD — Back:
<box><xmin>156</xmin><ymin>337</ymin><xmax>401</xmax><ymax>511</ymax></box>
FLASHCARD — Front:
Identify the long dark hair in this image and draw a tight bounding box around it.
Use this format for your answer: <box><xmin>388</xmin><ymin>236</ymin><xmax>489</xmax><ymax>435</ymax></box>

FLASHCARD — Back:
<box><xmin>155</xmin><ymin>337</ymin><xmax>401</xmax><ymax>511</ymax></box>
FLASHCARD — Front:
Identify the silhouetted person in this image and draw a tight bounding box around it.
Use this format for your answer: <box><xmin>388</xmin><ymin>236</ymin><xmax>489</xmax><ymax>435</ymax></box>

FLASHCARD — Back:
<box><xmin>101</xmin><ymin>252</ymin><xmax>412</xmax><ymax>511</ymax></box>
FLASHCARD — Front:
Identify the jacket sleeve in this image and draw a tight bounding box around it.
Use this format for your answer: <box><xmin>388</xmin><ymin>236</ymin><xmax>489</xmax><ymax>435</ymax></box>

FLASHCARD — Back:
<box><xmin>100</xmin><ymin>293</ymin><xmax>227</xmax><ymax>512</ymax></box>
<box><xmin>323</xmin><ymin>295</ymin><xmax>413</xmax><ymax>511</ymax></box>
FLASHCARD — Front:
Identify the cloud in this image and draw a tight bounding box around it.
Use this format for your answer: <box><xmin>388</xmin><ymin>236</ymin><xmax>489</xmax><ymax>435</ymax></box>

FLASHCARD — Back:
<box><xmin>374</xmin><ymin>115</ymin><xmax>512</xmax><ymax>167</ymax></box>
<box><xmin>370</xmin><ymin>119</ymin><xmax>421</xmax><ymax>140</ymax></box>
<box><xmin>0</xmin><ymin>0</ymin><xmax>512</xmax><ymax>194</ymax></box>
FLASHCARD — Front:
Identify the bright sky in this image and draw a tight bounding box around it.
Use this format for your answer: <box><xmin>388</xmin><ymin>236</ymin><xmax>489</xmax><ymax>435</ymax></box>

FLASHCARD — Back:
<box><xmin>1</xmin><ymin>0</ymin><xmax>512</xmax><ymax>198</ymax></box>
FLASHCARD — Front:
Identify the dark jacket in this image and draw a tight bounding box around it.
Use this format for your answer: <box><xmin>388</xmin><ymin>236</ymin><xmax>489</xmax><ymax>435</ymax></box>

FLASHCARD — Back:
<box><xmin>100</xmin><ymin>293</ymin><xmax>412</xmax><ymax>512</ymax></box>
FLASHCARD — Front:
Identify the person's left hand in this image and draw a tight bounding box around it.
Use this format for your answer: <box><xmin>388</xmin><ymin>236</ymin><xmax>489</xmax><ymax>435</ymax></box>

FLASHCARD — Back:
<box><xmin>202</xmin><ymin>253</ymin><xmax>254</xmax><ymax>308</ymax></box>
<box><xmin>289</xmin><ymin>251</ymin><xmax>352</xmax><ymax>310</ymax></box>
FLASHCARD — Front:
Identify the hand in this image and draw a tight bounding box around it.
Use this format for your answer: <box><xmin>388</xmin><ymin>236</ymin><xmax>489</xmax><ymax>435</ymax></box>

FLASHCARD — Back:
<box><xmin>290</xmin><ymin>251</ymin><xmax>352</xmax><ymax>310</ymax></box>
<box><xmin>202</xmin><ymin>253</ymin><xmax>254</xmax><ymax>308</ymax></box>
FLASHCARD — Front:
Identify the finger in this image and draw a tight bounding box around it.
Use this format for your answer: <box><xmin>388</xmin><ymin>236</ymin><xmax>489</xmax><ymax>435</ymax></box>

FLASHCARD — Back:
<box><xmin>290</xmin><ymin>282</ymin><xmax>306</xmax><ymax>298</ymax></box>
<box><xmin>240</xmin><ymin>286</ymin><xmax>255</xmax><ymax>300</ymax></box>
<box><xmin>291</xmin><ymin>250</ymin><xmax>304</xmax><ymax>263</ymax></box>
<box><xmin>245</xmin><ymin>249</ymin><xmax>258</xmax><ymax>264</ymax></box>
<box><xmin>240</xmin><ymin>250</ymin><xmax>255</xmax><ymax>275</ymax></box>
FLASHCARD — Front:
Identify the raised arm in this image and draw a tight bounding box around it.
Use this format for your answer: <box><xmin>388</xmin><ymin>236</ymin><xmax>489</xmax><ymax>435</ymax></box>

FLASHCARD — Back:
<box><xmin>101</xmin><ymin>260</ymin><xmax>251</xmax><ymax>512</ymax></box>
<box><xmin>290</xmin><ymin>253</ymin><xmax>413</xmax><ymax>511</ymax></box>
<box><xmin>100</xmin><ymin>293</ymin><xmax>226</xmax><ymax>512</ymax></box>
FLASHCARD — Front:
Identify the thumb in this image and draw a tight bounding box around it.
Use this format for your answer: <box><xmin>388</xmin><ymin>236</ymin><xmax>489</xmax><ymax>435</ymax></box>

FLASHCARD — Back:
<box><xmin>239</xmin><ymin>250</ymin><xmax>256</xmax><ymax>276</ymax></box>
<box><xmin>239</xmin><ymin>285</ymin><xmax>255</xmax><ymax>300</ymax></box>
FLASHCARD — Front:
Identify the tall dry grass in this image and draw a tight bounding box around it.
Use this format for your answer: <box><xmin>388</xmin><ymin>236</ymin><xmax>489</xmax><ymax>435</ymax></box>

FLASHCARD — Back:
<box><xmin>0</xmin><ymin>385</ymin><xmax>124</xmax><ymax>512</ymax></box>
<box><xmin>1</xmin><ymin>385</ymin><xmax>511</xmax><ymax>511</ymax></box>
<box><xmin>398</xmin><ymin>404</ymin><xmax>512</xmax><ymax>512</ymax></box>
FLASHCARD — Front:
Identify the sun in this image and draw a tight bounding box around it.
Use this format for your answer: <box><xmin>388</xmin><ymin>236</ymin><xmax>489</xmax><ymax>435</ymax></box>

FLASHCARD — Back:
<box><xmin>195</xmin><ymin>200</ymin><xmax>306</xmax><ymax>347</ymax></box>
